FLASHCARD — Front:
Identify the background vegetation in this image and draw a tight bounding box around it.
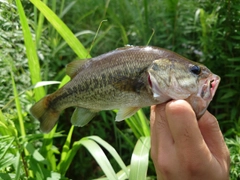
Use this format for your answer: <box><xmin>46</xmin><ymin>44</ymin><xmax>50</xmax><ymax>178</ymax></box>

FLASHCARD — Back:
<box><xmin>0</xmin><ymin>0</ymin><xmax>239</xmax><ymax>179</ymax></box>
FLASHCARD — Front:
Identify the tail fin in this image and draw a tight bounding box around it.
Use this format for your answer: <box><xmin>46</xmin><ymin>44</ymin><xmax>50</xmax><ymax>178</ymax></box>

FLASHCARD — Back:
<box><xmin>30</xmin><ymin>95</ymin><xmax>60</xmax><ymax>133</ymax></box>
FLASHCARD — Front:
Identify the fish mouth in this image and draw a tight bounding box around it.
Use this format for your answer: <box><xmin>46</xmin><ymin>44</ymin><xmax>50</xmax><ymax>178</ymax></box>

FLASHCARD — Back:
<box><xmin>199</xmin><ymin>74</ymin><xmax>220</xmax><ymax>101</ymax></box>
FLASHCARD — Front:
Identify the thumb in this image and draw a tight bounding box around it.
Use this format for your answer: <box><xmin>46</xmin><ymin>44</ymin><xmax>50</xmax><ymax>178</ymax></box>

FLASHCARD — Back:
<box><xmin>198</xmin><ymin>111</ymin><xmax>230</xmax><ymax>165</ymax></box>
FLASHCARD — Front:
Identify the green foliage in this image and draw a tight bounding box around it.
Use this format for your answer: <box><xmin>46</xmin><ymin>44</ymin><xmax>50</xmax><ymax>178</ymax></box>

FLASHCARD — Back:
<box><xmin>0</xmin><ymin>0</ymin><xmax>30</xmax><ymax>107</ymax></box>
<box><xmin>30</xmin><ymin>0</ymin><xmax>90</xmax><ymax>60</ymax></box>
<box><xmin>0</xmin><ymin>0</ymin><xmax>239</xmax><ymax>179</ymax></box>
<box><xmin>15</xmin><ymin>0</ymin><xmax>45</xmax><ymax>102</ymax></box>
<box><xmin>125</xmin><ymin>109</ymin><xmax>150</xmax><ymax>138</ymax></box>
<box><xmin>226</xmin><ymin>137</ymin><xmax>240</xmax><ymax>179</ymax></box>
<box><xmin>194</xmin><ymin>1</ymin><xmax>240</xmax><ymax>136</ymax></box>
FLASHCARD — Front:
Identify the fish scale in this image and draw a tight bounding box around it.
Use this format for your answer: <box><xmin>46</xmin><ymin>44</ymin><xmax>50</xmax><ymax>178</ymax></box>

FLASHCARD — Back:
<box><xmin>30</xmin><ymin>46</ymin><xmax>220</xmax><ymax>133</ymax></box>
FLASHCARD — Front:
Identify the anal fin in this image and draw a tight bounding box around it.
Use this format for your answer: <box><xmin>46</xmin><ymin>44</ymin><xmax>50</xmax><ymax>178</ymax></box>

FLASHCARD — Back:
<box><xmin>71</xmin><ymin>107</ymin><xmax>98</xmax><ymax>127</ymax></box>
<box><xmin>115</xmin><ymin>107</ymin><xmax>140</xmax><ymax>122</ymax></box>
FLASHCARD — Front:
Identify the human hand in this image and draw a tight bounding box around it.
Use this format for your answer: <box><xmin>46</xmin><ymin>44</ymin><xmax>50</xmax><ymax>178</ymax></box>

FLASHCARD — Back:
<box><xmin>150</xmin><ymin>100</ymin><xmax>230</xmax><ymax>180</ymax></box>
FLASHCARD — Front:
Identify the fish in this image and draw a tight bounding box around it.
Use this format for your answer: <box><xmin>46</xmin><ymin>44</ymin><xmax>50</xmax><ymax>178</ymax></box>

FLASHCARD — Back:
<box><xmin>30</xmin><ymin>46</ymin><xmax>220</xmax><ymax>133</ymax></box>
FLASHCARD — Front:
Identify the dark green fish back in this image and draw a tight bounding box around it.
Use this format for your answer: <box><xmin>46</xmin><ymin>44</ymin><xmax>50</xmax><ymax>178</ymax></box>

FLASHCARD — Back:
<box><xmin>59</xmin><ymin>46</ymin><xmax>167</xmax><ymax>108</ymax></box>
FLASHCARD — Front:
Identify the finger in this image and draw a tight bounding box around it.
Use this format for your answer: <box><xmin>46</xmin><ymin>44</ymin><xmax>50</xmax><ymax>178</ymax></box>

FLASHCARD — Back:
<box><xmin>165</xmin><ymin>100</ymin><xmax>206</xmax><ymax>152</ymax></box>
<box><xmin>198</xmin><ymin>111</ymin><xmax>230</xmax><ymax>164</ymax></box>
<box><xmin>150</xmin><ymin>104</ymin><xmax>173</xmax><ymax>148</ymax></box>
<box><xmin>150</xmin><ymin>104</ymin><xmax>174</xmax><ymax>161</ymax></box>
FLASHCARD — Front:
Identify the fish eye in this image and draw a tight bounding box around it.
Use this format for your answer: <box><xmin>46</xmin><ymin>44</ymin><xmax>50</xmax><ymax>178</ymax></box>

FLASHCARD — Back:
<box><xmin>190</xmin><ymin>65</ymin><xmax>201</xmax><ymax>75</ymax></box>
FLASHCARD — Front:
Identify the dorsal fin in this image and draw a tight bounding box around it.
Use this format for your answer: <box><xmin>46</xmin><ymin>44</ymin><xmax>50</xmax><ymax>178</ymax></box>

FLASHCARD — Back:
<box><xmin>66</xmin><ymin>60</ymin><xmax>88</xmax><ymax>78</ymax></box>
<box><xmin>116</xmin><ymin>45</ymin><xmax>134</xmax><ymax>51</ymax></box>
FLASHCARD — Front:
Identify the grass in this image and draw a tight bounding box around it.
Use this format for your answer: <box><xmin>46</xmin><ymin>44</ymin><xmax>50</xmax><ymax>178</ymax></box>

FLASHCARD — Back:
<box><xmin>16</xmin><ymin>0</ymin><xmax>45</xmax><ymax>102</ymax></box>
<box><xmin>0</xmin><ymin>0</ymin><xmax>240</xmax><ymax>179</ymax></box>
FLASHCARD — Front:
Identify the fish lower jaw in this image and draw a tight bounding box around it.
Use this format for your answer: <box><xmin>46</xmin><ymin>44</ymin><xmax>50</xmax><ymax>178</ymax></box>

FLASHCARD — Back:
<box><xmin>210</xmin><ymin>76</ymin><xmax>220</xmax><ymax>97</ymax></box>
<box><xmin>198</xmin><ymin>75</ymin><xmax>220</xmax><ymax>101</ymax></box>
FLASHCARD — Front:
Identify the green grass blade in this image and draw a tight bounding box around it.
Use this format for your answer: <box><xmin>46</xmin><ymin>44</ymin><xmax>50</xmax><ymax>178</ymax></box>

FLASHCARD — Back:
<box><xmin>136</xmin><ymin>109</ymin><xmax>150</xmax><ymax>136</ymax></box>
<box><xmin>0</xmin><ymin>174</ymin><xmax>12</xmax><ymax>180</ymax></box>
<box><xmin>0</xmin><ymin>153</ymin><xmax>15</xmax><ymax>170</ymax></box>
<box><xmin>15</xmin><ymin>0</ymin><xmax>45</xmax><ymax>101</ymax></box>
<box><xmin>117</xmin><ymin>128</ymin><xmax>135</xmax><ymax>148</ymax></box>
<box><xmin>10</xmin><ymin>71</ymin><xmax>25</xmax><ymax>137</ymax></box>
<box><xmin>59</xmin><ymin>76</ymin><xmax>71</xmax><ymax>88</ymax></box>
<box><xmin>58</xmin><ymin>136</ymin><xmax>127</xmax><ymax>178</ymax></box>
<box><xmin>115</xmin><ymin>166</ymin><xmax>130</xmax><ymax>180</ymax></box>
<box><xmin>88</xmin><ymin>136</ymin><xmax>129</xmax><ymax>177</ymax></box>
<box><xmin>0</xmin><ymin>110</ymin><xmax>15</xmax><ymax>136</ymax></box>
<box><xmin>80</xmin><ymin>138</ymin><xmax>117</xmax><ymax>180</ymax></box>
<box><xmin>57</xmin><ymin>125</ymin><xmax>74</xmax><ymax>173</ymax></box>
<box><xmin>34</xmin><ymin>81</ymin><xmax>61</xmax><ymax>88</ymax></box>
<box><xmin>129</xmin><ymin>137</ymin><xmax>151</xmax><ymax>180</ymax></box>
<box><xmin>95</xmin><ymin>166</ymin><xmax>130</xmax><ymax>180</ymax></box>
<box><xmin>0</xmin><ymin>137</ymin><xmax>15</xmax><ymax>160</ymax></box>
<box><xmin>125</xmin><ymin>109</ymin><xmax>150</xmax><ymax>138</ymax></box>
<box><xmin>125</xmin><ymin>117</ymin><xmax>142</xmax><ymax>138</ymax></box>
<box><xmin>59</xmin><ymin>1</ymin><xmax>76</xmax><ymax>18</ymax></box>
<box><xmin>41</xmin><ymin>125</ymin><xmax>58</xmax><ymax>171</ymax></box>
<box><xmin>107</xmin><ymin>10</ymin><xmax>128</xmax><ymax>45</ymax></box>
<box><xmin>30</xmin><ymin>0</ymin><xmax>90</xmax><ymax>59</ymax></box>
<box><xmin>53</xmin><ymin>30</ymin><xmax>95</xmax><ymax>56</ymax></box>
<box><xmin>35</xmin><ymin>0</ymin><xmax>48</xmax><ymax>48</ymax></box>
<box><xmin>13</xmin><ymin>152</ymin><xmax>21</xmax><ymax>180</ymax></box>
<box><xmin>10</xmin><ymin>70</ymin><xmax>34</xmax><ymax>177</ymax></box>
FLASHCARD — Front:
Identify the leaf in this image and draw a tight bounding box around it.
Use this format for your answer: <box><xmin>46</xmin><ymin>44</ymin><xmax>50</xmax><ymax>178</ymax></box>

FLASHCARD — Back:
<box><xmin>25</xmin><ymin>143</ymin><xmax>46</xmax><ymax>163</ymax></box>
<box><xmin>88</xmin><ymin>136</ymin><xmax>129</xmax><ymax>177</ymax></box>
<box><xmin>221</xmin><ymin>90</ymin><xmax>238</xmax><ymax>100</ymax></box>
<box><xmin>79</xmin><ymin>138</ymin><xmax>118</xmax><ymax>180</ymax></box>
<box><xmin>115</xmin><ymin>166</ymin><xmax>130</xmax><ymax>180</ymax></box>
<box><xmin>0</xmin><ymin>137</ymin><xmax>15</xmax><ymax>160</ymax></box>
<box><xmin>0</xmin><ymin>154</ymin><xmax>16</xmax><ymax>170</ymax></box>
<box><xmin>129</xmin><ymin>137</ymin><xmax>151</xmax><ymax>180</ymax></box>
<box><xmin>35</xmin><ymin>0</ymin><xmax>47</xmax><ymax>48</ymax></box>
<box><xmin>96</xmin><ymin>166</ymin><xmax>130</xmax><ymax>180</ymax></box>
<box><xmin>15</xmin><ymin>0</ymin><xmax>45</xmax><ymax>101</ymax></box>
<box><xmin>227</xmin><ymin>57</ymin><xmax>240</xmax><ymax>62</ymax></box>
<box><xmin>45</xmin><ymin>172</ymin><xmax>62</xmax><ymax>180</ymax></box>
<box><xmin>53</xmin><ymin>30</ymin><xmax>95</xmax><ymax>56</ymax></box>
<box><xmin>57</xmin><ymin>126</ymin><xmax>74</xmax><ymax>174</ymax></box>
<box><xmin>0</xmin><ymin>110</ymin><xmax>17</xmax><ymax>136</ymax></box>
<box><xmin>231</xmin><ymin>36</ymin><xmax>240</xmax><ymax>40</ymax></box>
<box><xmin>136</xmin><ymin>109</ymin><xmax>150</xmax><ymax>136</ymax></box>
<box><xmin>13</xmin><ymin>153</ymin><xmax>21</xmax><ymax>180</ymax></box>
<box><xmin>41</xmin><ymin>125</ymin><xmax>58</xmax><ymax>171</ymax></box>
<box><xmin>125</xmin><ymin>109</ymin><xmax>150</xmax><ymax>139</ymax></box>
<box><xmin>30</xmin><ymin>0</ymin><xmax>90</xmax><ymax>59</ymax></box>
<box><xmin>0</xmin><ymin>173</ymin><xmax>12</xmax><ymax>180</ymax></box>
<box><xmin>58</xmin><ymin>135</ymin><xmax>128</xmax><ymax>178</ymax></box>
<box><xmin>58</xmin><ymin>76</ymin><xmax>71</xmax><ymax>88</ymax></box>
<box><xmin>10</xmin><ymin>70</ymin><xmax>25</xmax><ymax>137</ymax></box>
<box><xmin>34</xmin><ymin>81</ymin><xmax>61</xmax><ymax>88</ymax></box>
<box><xmin>59</xmin><ymin>1</ymin><xmax>77</xmax><ymax>18</ymax></box>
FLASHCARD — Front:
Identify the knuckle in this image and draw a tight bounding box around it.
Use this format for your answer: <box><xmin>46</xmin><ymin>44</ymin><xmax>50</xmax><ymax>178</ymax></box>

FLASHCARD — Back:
<box><xmin>156</xmin><ymin>155</ymin><xmax>172</xmax><ymax>176</ymax></box>
<box><xmin>151</xmin><ymin>148</ymin><xmax>172</xmax><ymax>176</ymax></box>
<box><xmin>186</xmin><ymin>161</ymin><xmax>203</xmax><ymax>175</ymax></box>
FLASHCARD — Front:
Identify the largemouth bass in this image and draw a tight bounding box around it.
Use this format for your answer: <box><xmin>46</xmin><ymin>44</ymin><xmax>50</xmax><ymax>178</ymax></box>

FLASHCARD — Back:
<box><xmin>30</xmin><ymin>46</ymin><xmax>220</xmax><ymax>133</ymax></box>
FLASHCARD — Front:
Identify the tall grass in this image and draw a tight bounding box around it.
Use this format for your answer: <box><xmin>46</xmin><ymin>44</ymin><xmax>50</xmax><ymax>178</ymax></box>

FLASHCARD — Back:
<box><xmin>1</xmin><ymin>0</ymin><xmax>152</xmax><ymax>179</ymax></box>
<box><xmin>16</xmin><ymin>0</ymin><xmax>45</xmax><ymax>102</ymax></box>
<box><xmin>0</xmin><ymin>0</ymin><xmax>239</xmax><ymax>179</ymax></box>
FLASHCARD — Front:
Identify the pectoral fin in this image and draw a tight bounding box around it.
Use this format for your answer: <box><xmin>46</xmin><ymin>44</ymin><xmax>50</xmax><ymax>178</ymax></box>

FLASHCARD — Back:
<box><xmin>71</xmin><ymin>107</ymin><xmax>98</xmax><ymax>127</ymax></box>
<box><xmin>115</xmin><ymin>107</ymin><xmax>140</xmax><ymax>122</ymax></box>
